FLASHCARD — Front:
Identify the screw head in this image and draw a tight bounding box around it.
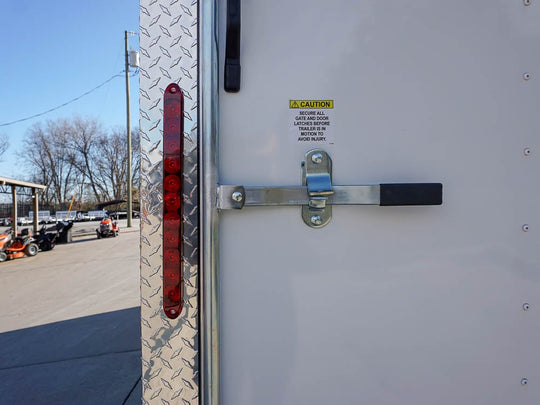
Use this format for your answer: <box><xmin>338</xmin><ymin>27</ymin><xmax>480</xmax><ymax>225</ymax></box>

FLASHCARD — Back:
<box><xmin>231</xmin><ymin>191</ymin><xmax>244</xmax><ymax>202</ymax></box>
<box><xmin>311</xmin><ymin>153</ymin><xmax>323</xmax><ymax>164</ymax></box>
<box><xmin>170</xmin><ymin>86</ymin><xmax>177</xmax><ymax>93</ymax></box>
<box><xmin>522</xmin><ymin>224</ymin><xmax>530</xmax><ymax>232</ymax></box>
<box><xmin>524</xmin><ymin>0</ymin><xmax>531</xmax><ymax>5</ymax></box>
<box><xmin>523</xmin><ymin>72</ymin><xmax>532</xmax><ymax>80</ymax></box>
<box><xmin>310</xmin><ymin>215</ymin><xmax>323</xmax><ymax>226</ymax></box>
<box><xmin>521</xmin><ymin>378</ymin><xmax>529</xmax><ymax>386</ymax></box>
<box><xmin>523</xmin><ymin>303</ymin><xmax>531</xmax><ymax>311</ymax></box>
<box><xmin>524</xmin><ymin>148</ymin><xmax>532</xmax><ymax>156</ymax></box>
<box><xmin>170</xmin><ymin>309</ymin><xmax>177</xmax><ymax>315</ymax></box>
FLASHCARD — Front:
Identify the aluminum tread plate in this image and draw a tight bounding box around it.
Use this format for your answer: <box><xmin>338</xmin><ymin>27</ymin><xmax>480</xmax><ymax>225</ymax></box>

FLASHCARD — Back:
<box><xmin>140</xmin><ymin>1</ymin><xmax>199</xmax><ymax>404</ymax></box>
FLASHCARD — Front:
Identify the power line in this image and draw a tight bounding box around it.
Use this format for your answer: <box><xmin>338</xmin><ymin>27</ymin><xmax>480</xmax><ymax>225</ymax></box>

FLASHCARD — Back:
<box><xmin>0</xmin><ymin>70</ymin><xmax>139</xmax><ymax>127</ymax></box>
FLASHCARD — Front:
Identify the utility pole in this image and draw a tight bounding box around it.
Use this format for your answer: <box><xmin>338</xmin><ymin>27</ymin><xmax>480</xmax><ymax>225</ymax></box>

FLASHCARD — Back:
<box><xmin>125</xmin><ymin>30</ymin><xmax>133</xmax><ymax>227</ymax></box>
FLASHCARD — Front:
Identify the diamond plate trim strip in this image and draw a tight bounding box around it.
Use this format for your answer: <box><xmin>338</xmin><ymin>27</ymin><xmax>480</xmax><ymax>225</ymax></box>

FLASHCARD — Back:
<box><xmin>140</xmin><ymin>1</ymin><xmax>199</xmax><ymax>404</ymax></box>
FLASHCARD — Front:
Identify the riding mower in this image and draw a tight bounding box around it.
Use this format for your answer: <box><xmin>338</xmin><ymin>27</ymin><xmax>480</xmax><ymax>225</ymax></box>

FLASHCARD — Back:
<box><xmin>96</xmin><ymin>216</ymin><xmax>119</xmax><ymax>238</ymax></box>
<box><xmin>0</xmin><ymin>228</ymin><xmax>39</xmax><ymax>262</ymax></box>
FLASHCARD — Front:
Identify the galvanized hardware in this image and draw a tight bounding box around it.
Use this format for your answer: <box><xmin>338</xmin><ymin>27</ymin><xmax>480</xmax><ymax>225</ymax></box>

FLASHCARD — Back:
<box><xmin>523</xmin><ymin>72</ymin><xmax>532</xmax><ymax>80</ymax></box>
<box><xmin>217</xmin><ymin>149</ymin><xmax>442</xmax><ymax>228</ymax></box>
<box><xmin>522</xmin><ymin>224</ymin><xmax>530</xmax><ymax>232</ymax></box>
<box><xmin>232</xmin><ymin>191</ymin><xmax>244</xmax><ymax>203</ymax></box>
<box><xmin>217</xmin><ymin>184</ymin><xmax>380</xmax><ymax>209</ymax></box>
<box><xmin>524</xmin><ymin>148</ymin><xmax>532</xmax><ymax>156</ymax></box>
<box><xmin>310</xmin><ymin>215</ymin><xmax>323</xmax><ymax>226</ymax></box>
<box><xmin>229</xmin><ymin>186</ymin><xmax>246</xmax><ymax>209</ymax></box>
<box><xmin>523</xmin><ymin>303</ymin><xmax>531</xmax><ymax>311</ymax></box>
<box><xmin>302</xmin><ymin>149</ymin><xmax>333</xmax><ymax>228</ymax></box>
<box><xmin>311</xmin><ymin>152</ymin><xmax>324</xmax><ymax>164</ymax></box>
<box><xmin>521</xmin><ymin>378</ymin><xmax>529</xmax><ymax>386</ymax></box>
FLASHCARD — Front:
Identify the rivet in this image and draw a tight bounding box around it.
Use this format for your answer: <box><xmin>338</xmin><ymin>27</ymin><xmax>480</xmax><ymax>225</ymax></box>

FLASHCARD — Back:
<box><xmin>310</xmin><ymin>215</ymin><xmax>323</xmax><ymax>226</ymax></box>
<box><xmin>523</xmin><ymin>72</ymin><xmax>532</xmax><ymax>80</ymax></box>
<box><xmin>170</xmin><ymin>86</ymin><xmax>177</xmax><ymax>93</ymax></box>
<box><xmin>231</xmin><ymin>191</ymin><xmax>244</xmax><ymax>202</ymax></box>
<box><xmin>170</xmin><ymin>309</ymin><xmax>177</xmax><ymax>315</ymax></box>
<box><xmin>311</xmin><ymin>153</ymin><xmax>323</xmax><ymax>164</ymax></box>
<box><xmin>524</xmin><ymin>148</ymin><xmax>532</xmax><ymax>156</ymax></box>
<box><xmin>524</xmin><ymin>0</ymin><xmax>531</xmax><ymax>5</ymax></box>
<box><xmin>523</xmin><ymin>303</ymin><xmax>531</xmax><ymax>311</ymax></box>
<box><xmin>522</xmin><ymin>224</ymin><xmax>530</xmax><ymax>232</ymax></box>
<box><xmin>521</xmin><ymin>378</ymin><xmax>528</xmax><ymax>386</ymax></box>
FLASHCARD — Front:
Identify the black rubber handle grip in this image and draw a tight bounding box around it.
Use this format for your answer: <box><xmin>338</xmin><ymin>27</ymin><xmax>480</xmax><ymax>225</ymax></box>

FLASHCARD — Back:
<box><xmin>224</xmin><ymin>0</ymin><xmax>241</xmax><ymax>92</ymax></box>
<box><xmin>380</xmin><ymin>183</ymin><xmax>442</xmax><ymax>206</ymax></box>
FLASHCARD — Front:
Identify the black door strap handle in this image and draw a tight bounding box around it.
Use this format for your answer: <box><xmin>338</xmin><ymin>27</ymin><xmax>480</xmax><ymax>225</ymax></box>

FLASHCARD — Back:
<box><xmin>224</xmin><ymin>0</ymin><xmax>241</xmax><ymax>92</ymax></box>
<box><xmin>380</xmin><ymin>183</ymin><xmax>442</xmax><ymax>206</ymax></box>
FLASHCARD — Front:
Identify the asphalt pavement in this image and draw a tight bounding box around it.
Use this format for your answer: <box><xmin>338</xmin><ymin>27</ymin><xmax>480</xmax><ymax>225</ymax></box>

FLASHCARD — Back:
<box><xmin>0</xmin><ymin>219</ymin><xmax>141</xmax><ymax>405</ymax></box>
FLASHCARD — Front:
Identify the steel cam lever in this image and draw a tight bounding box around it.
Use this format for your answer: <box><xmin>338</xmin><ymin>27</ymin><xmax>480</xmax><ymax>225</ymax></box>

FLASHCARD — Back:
<box><xmin>217</xmin><ymin>149</ymin><xmax>443</xmax><ymax>228</ymax></box>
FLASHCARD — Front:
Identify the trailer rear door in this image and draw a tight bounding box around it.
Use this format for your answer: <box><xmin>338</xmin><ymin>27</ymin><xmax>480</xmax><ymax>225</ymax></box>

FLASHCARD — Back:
<box><xmin>216</xmin><ymin>1</ymin><xmax>540</xmax><ymax>404</ymax></box>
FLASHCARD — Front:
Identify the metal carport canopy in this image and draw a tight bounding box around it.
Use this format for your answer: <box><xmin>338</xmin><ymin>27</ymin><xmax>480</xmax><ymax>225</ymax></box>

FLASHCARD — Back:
<box><xmin>0</xmin><ymin>176</ymin><xmax>47</xmax><ymax>235</ymax></box>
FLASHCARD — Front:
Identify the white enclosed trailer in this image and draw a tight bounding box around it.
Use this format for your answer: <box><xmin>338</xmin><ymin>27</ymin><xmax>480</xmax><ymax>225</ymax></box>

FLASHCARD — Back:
<box><xmin>139</xmin><ymin>1</ymin><xmax>540</xmax><ymax>404</ymax></box>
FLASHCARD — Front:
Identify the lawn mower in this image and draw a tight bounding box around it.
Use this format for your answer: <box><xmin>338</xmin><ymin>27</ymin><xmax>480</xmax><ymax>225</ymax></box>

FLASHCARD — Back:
<box><xmin>0</xmin><ymin>228</ymin><xmax>39</xmax><ymax>261</ymax></box>
<box><xmin>96</xmin><ymin>216</ymin><xmax>119</xmax><ymax>238</ymax></box>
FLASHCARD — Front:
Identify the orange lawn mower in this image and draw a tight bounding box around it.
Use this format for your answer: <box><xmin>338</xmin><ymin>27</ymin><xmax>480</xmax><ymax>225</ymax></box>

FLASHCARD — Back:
<box><xmin>0</xmin><ymin>228</ymin><xmax>39</xmax><ymax>262</ymax></box>
<box><xmin>96</xmin><ymin>216</ymin><xmax>119</xmax><ymax>238</ymax></box>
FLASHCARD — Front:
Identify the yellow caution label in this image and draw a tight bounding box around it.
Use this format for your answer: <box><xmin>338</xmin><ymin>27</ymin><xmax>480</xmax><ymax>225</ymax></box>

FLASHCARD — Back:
<box><xmin>289</xmin><ymin>100</ymin><xmax>334</xmax><ymax>109</ymax></box>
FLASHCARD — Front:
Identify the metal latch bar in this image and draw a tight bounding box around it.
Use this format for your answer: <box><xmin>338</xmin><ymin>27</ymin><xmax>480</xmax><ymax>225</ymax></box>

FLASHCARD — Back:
<box><xmin>217</xmin><ymin>185</ymin><xmax>381</xmax><ymax>210</ymax></box>
<box><xmin>216</xmin><ymin>149</ymin><xmax>442</xmax><ymax>228</ymax></box>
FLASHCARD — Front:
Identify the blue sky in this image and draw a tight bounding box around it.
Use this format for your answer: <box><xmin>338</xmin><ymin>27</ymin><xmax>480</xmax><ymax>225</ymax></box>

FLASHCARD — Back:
<box><xmin>0</xmin><ymin>0</ymin><xmax>139</xmax><ymax>178</ymax></box>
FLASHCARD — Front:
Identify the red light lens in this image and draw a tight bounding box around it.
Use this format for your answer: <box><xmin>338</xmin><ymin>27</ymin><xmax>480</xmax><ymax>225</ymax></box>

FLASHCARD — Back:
<box><xmin>164</xmin><ymin>175</ymin><xmax>181</xmax><ymax>193</ymax></box>
<box><xmin>164</xmin><ymin>230</ymin><xmax>180</xmax><ymax>248</ymax></box>
<box><xmin>163</xmin><ymin>83</ymin><xmax>184</xmax><ymax>319</ymax></box>
<box><xmin>164</xmin><ymin>192</ymin><xmax>181</xmax><ymax>211</ymax></box>
<box><xmin>163</xmin><ymin>137</ymin><xmax>181</xmax><ymax>155</ymax></box>
<box><xmin>164</xmin><ymin>157</ymin><xmax>181</xmax><ymax>173</ymax></box>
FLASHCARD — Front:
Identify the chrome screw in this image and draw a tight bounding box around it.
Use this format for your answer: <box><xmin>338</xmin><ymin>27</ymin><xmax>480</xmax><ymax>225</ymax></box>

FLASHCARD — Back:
<box><xmin>311</xmin><ymin>153</ymin><xmax>323</xmax><ymax>164</ymax></box>
<box><xmin>524</xmin><ymin>0</ymin><xmax>531</xmax><ymax>5</ymax></box>
<box><xmin>521</xmin><ymin>378</ymin><xmax>529</xmax><ymax>386</ymax></box>
<box><xmin>524</xmin><ymin>148</ymin><xmax>532</xmax><ymax>156</ymax></box>
<box><xmin>523</xmin><ymin>303</ymin><xmax>531</xmax><ymax>311</ymax></box>
<box><xmin>310</xmin><ymin>215</ymin><xmax>323</xmax><ymax>226</ymax></box>
<box><xmin>523</xmin><ymin>72</ymin><xmax>532</xmax><ymax>80</ymax></box>
<box><xmin>522</xmin><ymin>224</ymin><xmax>530</xmax><ymax>232</ymax></box>
<box><xmin>231</xmin><ymin>191</ymin><xmax>244</xmax><ymax>202</ymax></box>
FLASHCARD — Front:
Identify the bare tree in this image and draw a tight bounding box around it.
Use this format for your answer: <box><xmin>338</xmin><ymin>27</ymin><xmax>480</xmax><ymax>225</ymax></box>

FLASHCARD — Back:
<box><xmin>0</xmin><ymin>133</ymin><xmax>8</xmax><ymax>161</ymax></box>
<box><xmin>21</xmin><ymin>117</ymin><xmax>141</xmax><ymax>209</ymax></box>
<box><xmin>22</xmin><ymin>120</ymin><xmax>79</xmax><ymax>207</ymax></box>
<box><xmin>95</xmin><ymin>128</ymin><xmax>128</xmax><ymax>201</ymax></box>
<box><xmin>65</xmin><ymin>116</ymin><xmax>107</xmax><ymax>203</ymax></box>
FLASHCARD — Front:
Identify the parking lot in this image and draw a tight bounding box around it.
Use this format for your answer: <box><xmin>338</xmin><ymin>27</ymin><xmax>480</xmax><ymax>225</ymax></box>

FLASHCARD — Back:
<box><xmin>0</xmin><ymin>219</ymin><xmax>141</xmax><ymax>404</ymax></box>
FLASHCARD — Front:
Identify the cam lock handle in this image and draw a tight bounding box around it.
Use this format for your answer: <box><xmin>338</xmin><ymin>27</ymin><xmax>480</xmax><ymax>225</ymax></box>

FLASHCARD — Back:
<box><xmin>379</xmin><ymin>183</ymin><xmax>442</xmax><ymax>206</ymax></box>
<box><xmin>217</xmin><ymin>149</ymin><xmax>443</xmax><ymax>228</ymax></box>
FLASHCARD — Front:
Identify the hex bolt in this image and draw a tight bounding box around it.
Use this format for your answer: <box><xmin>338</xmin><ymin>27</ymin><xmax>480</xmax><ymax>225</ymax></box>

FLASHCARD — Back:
<box><xmin>521</xmin><ymin>378</ymin><xmax>529</xmax><ymax>386</ymax></box>
<box><xmin>522</xmin><ymin>224</ymin><xmax>530</xmax><ymax>232</ymax></box>
<box><xmin>231</xmin><ymin>191</ymin><xmax>244</xmax><ymax>202</ymax></box>
<box><xmin>523</xmin><ymin>72</ymin><xmax>532</xmax><ymax>80</ymax></box>
<box><xmin>311</xmin><ymin>153</ymin><xmax>323</xmax><ymax>164</ymax></box>
<box><xmin>310</xmin><ymin>215</ymin><xmax>323</xmax><ymax>226</ymax></box>
<box><xmin>524</xmin><ymin>0</ymin><xmax>531</xmax><ymax>5</ymax></box>
<box><xmin>523</xmin><ymin>303</ymin><xmax>531</xmax><ymax>311</ymax></box>
<box><xmin>524</xmin><ymin>148</ymin><xmax>532</xmax><ymax>156</ymax></box>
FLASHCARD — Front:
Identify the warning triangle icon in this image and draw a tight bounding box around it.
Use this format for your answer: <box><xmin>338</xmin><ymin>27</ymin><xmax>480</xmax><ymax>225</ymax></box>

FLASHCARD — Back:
<box><xmin>291</xmin><ymin>101</ymin><xmax>299</xmax><ymax>108</ymax></box>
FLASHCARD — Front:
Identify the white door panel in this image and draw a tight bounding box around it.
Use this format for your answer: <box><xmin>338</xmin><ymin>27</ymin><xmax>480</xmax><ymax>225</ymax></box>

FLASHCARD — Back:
<box><xmin>218</xmin><ymin>1</ymin><xmax>540</xmax><ymax>404</ymax></box>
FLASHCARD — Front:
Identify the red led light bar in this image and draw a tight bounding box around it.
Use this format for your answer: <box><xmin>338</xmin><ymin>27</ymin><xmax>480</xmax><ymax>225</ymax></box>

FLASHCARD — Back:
<box><xmin>163</xmin><ymin>83</ymin><xmax>184</xmax><ymax>319</ymax></box>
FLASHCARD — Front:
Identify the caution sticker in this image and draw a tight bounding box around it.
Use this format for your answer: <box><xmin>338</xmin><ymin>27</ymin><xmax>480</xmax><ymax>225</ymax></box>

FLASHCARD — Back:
<box><xmin>289</xmin><ymin>99</ymin><xmax>334</xmax><ymax>144</ymax></box>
